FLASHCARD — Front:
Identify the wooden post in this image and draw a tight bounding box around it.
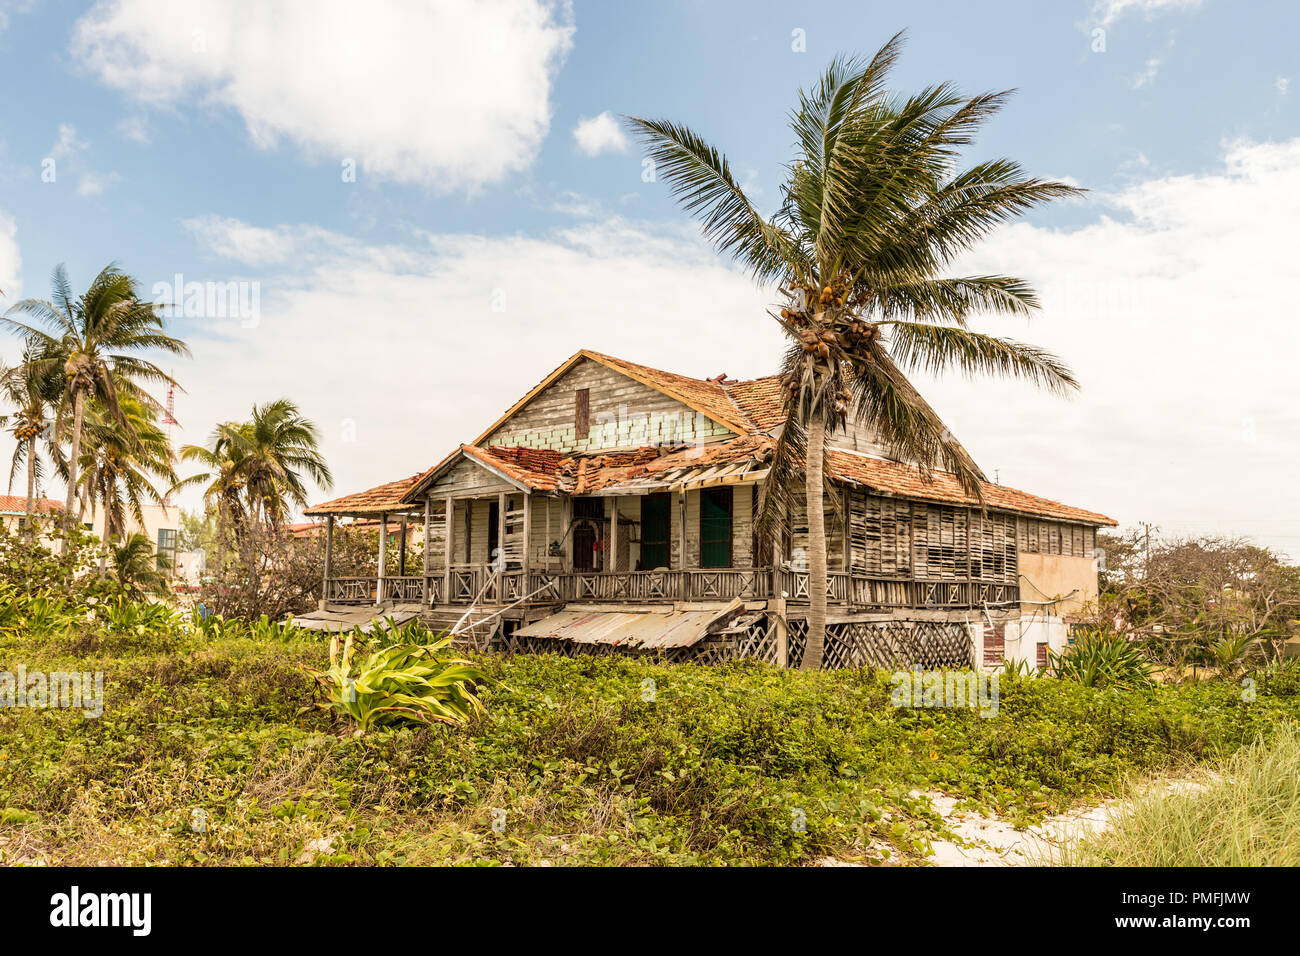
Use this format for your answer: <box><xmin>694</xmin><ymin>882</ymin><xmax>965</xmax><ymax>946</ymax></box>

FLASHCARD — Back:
<box><xmin>443</xmin><ymin>496</ymin><xmax>454</xmax><ymax>605</ymax></box>
<box><xmin>678</xmin><ymin>489</ymin><xmax>687</xmax><ymax>569</ymax></box>
<box><xmin>562</xmin><ymin>496</ymin><xmax>573</xmax><ymax>570</ymax></box>
<box><xmin>496</xmin><ymin>492</ymin><xmax>507</xmax><ymax>570</ymax></box>
<box><xmin>771</xmin><ymin>596</ymin><xmax>789</xmax><ymax>668</ymax></box>
<box><xmin>375</xmin><ymin>511</ymin><xmax>387</xmax><ymax>605</ymax></box>
<box><xmin>399</xmin><ymin>515</ymin><xmax>408</xmax><ymax>577</ymax></box>
<box><xmin>320</xmin><ymin>515</ymin><xmax>334</xmax><ymax>609</ymax></box>
<box><xmin>544</xmin><ymin>497</ymin><xmax>553</xmax><ymax>570</ymax></box>
<box><xmin>842</xmin><ymin>487</ymin><xmax>851</xmax><ymax>573</ymax></box>
<box><xmin>607</xmin><ymin>498</ymin><xmax>618</xmax><ymax>573</ymax></box>
<box><xmin>521</xmin><ymin>492</ymin><xmax>532</xmax><ymax>582</ymax></box>
<box><xmin>423</xmin><ymin>496</ymin><xmax>433</xmax><ymax>604</ymax></box>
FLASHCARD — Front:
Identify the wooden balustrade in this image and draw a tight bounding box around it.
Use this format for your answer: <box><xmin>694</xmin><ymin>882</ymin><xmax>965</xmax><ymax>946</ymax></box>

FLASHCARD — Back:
<box><xmin>326</xmin><ymin>567</ymin><xmax>1018</xmax><ymax>610</ymax></box>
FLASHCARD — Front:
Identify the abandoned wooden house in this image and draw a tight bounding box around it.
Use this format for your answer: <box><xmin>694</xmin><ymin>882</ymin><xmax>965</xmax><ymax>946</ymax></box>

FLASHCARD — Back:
<box><xmin>303</xmin><ymin>349</ymin><xmax>1116</xmax><ymax>669</ymax></box>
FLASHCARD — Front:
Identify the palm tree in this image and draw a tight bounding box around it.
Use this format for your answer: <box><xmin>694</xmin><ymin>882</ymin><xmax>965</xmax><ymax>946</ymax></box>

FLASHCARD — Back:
<box><xmin>109</xmin><ymin>531</ymin><xmax>171</xmax><ymax>599</ymax></box>
<box><xmin>66</xmin><ymin>394</ymin><xmax>177</xmax><ymax>545</ymax></box>
<box><xmin>0</xmin><ymin>345</ymin><xmax>63</xmax><ymax>534</ymax></box>
<box><xmin>176</xmin><ymin>427</ymin><xmax>248</xmax><ymax>565</ymax></box>
<box><xmin>627</xmin><ymin>34</ymin><xmax>1080</xmax><ymax>668</ymax></box>
<box><xmin>0</xmin><ymin>264</ymin><xmax>189</xmax><ymax>549</ymax></box>
<box><xmin>178</xmin><ymin>399</ymin><xmax>331</xmax><ymax>591</ymax></box>
<box><xmin>222</xmin><ymin>399</ymin><xmax>333</xmax><ymax>531</ymax></box>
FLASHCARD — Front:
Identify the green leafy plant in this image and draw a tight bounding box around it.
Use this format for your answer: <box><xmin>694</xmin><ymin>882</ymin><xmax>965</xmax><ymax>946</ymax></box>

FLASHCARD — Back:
<box><xmin>1210</xmin><ymin>632</ymin><xmax>1259</xmax><ymax>678</ymax></box>
<box><xmin>306</xmin><ymin>632</ymin><xmax>486</xmax><ymax>733</ymax></box>
<box><xmin>99</xmin><ymin>598</ymin><xmax>182</xmax><ymax>641</ymax></box>
<box><xmin>1050</xmin><ymin>629</ymin><xmax>1155</xmax><ymax>689</ymax></box>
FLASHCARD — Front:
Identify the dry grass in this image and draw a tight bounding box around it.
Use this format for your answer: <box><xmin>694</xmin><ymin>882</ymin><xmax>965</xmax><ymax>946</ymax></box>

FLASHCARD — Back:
<box><xmin>1057</xmin><ymin>721</ymin><xmax>1300</xmax><ymax>866</ymax></box>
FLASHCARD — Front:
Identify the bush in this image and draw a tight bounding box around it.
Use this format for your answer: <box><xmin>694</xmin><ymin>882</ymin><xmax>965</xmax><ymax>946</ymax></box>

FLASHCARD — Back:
<box><xmin>1050</xmin><ymin>628</ymin><xmax>1155</xmax><ymax>689</ymax></box>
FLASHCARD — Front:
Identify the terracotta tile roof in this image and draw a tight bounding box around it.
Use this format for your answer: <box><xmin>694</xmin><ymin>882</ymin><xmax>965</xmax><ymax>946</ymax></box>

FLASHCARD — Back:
<box><xmin>827</xmin><ymin>450</ymin><xmax>1117</xmax><ymax>526</ymax></box>
<box><xmin>0</xmin><ymin>495</ymin><xmax>63</xmax><ymax>515</ymax></box>
<box><xmin>723</xmin><ymin>375</ymin><xmax>785</xmax><ymax>432</ymax></box>
<box><xmin>303</xmin><ymin>473</ymin><xmax>427</xmax><ymax>516</ymax></box>
<box><xmin>466</xmin><ymin>445</ymin><xmax>565</xmax><ymax>492</ymax></box>
<box><xmin>562</xmin><ymin>436</ymin><xmax>774</xmax><ymax>494</ymax></box>
<box><xmin>581</xmin><ymin>351</ymin><xmax>755</xmax><ymax>435</ymax></box>
<box><xmin>310</xmin><ymin>349</ymin><xmax>1111</xmax><ymax>529</ymax></box>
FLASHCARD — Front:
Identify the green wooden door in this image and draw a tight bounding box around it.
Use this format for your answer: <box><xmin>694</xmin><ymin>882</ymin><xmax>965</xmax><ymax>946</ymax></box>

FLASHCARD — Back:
<box><xmin>639</xmin><ymin>493</ymin><xmax>671</xmax><ymax>569</ymax></box>
<box><xmin>699</xmin><ymin>487</ymin><xmax>732</xmax><ymax>568</ymax></box>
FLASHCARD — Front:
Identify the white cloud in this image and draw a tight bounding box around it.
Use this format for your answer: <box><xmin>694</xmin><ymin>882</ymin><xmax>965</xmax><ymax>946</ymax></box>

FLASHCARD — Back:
<box><xmin>71</xmin><ymin>0</ymin><xmax>575</xmax><ymax>191</ymax></box>
<box><xmin>572</xmin><ymin>111</ymin><xmax>629</xmax><ymax>157</ymax></box>
<box><xmin>0</xmin><ymin>210</ymin><xmax>20</xmax><ymax>306</ymax></box>
<box><xmin>169</xmin><ymin>212</ymin><xmax>776</xmax><ymax>518</ymax></box>
<box><xmin>1132</xmin><ymin>56</ymin><xmax>1161</xmax><ymax>88</ymax></box>
<box><xmin>921</xmin><ymin>137</ymin><xmax>1300</xmax><ymax>557</ymax></box>
<box><xmin>1091</xmin><ymin>0</ymin><xmax>1203</xmax><ymax>27</ymax></box>
<box><xmin>1277</xmin><ymin>76</ymin><xmax>1290</xmax><ymax>95</ymax></box>
<box><xmin>77</xmin><ymin>170</ymin><xmax>120</xmax><ymax>197</ymax></box>
<box><xmin>117</xmin><ymin>115</ymin><xmax>151</xmax><ymax>144</ymax></box>
<box><xmin>0</xmin><ymin>1</ymin><xmax>34</xmax><ymax>34</ymax></box>
<box><xmin>43</xmin><ymin>124</ymin><xmax>117</xmax><ymax>197</ymax></box>
<box><xmin>182</xmin><ymin>215</ymin><xmax>345</xmax><ymax>267</ymax></box>
<box><xmin>48</xmin><ymin>123</ymin><xmax>87</xmax><ymax>161</ymax></box>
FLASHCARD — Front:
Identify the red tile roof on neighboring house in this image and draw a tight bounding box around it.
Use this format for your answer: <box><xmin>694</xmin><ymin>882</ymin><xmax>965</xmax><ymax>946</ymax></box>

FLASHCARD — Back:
<box><xmin>827</xmin><ymin>450</ymin><xmax>1117</xmax><ymax>526</ymax></box>
<box><xmin>0</xmin><ymin>495</ymin><xmax>63</xmax><ymax>515</ymax></box>
<box><xmin>302</xmin><ymin>473</ymin><xmax>427</xmax><ymax>516</ymax></box>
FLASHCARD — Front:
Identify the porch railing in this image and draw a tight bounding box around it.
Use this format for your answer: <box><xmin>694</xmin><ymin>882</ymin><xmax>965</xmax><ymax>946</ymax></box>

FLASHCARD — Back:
<box><xmin>381</xmin><ymin>576</ymin><xmax>425</xmax><ymax>602</ymax></box>
<box><xmin>326</xmin><ymin>568</ymin><xmax>1019</xmax><ymax>610</ymax></box>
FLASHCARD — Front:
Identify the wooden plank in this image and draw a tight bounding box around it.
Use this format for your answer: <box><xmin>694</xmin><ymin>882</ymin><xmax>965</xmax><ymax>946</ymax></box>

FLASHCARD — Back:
<box><xmin>375</xmin><ymin>511</ymin><xmax>387</xmax><ymax>606</ymax></box>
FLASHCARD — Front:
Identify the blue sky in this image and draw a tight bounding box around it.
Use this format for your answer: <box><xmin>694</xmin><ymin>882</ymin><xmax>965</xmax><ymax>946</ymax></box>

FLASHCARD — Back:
<box><xmin>0</xmin><ymin>0</ymin><xmax>1297</xmax><ymax>556</ymax></box>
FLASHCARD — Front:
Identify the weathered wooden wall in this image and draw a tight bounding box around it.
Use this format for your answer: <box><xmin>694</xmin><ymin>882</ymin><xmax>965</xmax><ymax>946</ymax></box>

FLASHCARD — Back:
<box><xmin>483</xmin><ymin>358</ymin><xmax>736</xmax><ymax>454</ymax></box>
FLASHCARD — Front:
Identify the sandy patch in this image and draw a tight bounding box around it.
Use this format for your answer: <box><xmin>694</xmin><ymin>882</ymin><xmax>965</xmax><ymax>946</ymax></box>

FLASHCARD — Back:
<box><xmin>816</xmin><ymin>778</ymin><xmax>1208</xmax><ymax>867</ymax></box>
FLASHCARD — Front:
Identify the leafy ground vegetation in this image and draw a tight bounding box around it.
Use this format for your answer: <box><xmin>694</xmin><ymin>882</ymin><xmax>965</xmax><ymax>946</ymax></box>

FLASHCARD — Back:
<box><xmin>2</xmin><ymin>590</ymin><xmax>1299</xmax><ymax>866</ymax></box>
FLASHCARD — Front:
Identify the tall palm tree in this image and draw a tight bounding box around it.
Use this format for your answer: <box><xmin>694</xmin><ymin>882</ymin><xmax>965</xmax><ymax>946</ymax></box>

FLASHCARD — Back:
<box><xmin>222</xmin><ymin>399</ymin><xmax>333</xmax><ymax>531</ymax></box>
<box><xmin>66</xmin><ymin>394</ymin><xmax>177</xmax><ymax>545</ymax></box>
<box><xmin>0</xmin><ymin>345</ymin><xmax>63</xmax><ymax>534</ymax></box>
<box><xmin>0</xmin><ymin>263</ymin><xmax>189</xmax><ymax>549</ymax></box>
<box><xmin>176</xmin><ymin>427</ymin><xmax>248</xmax><ymax>562</ymax></box>
<box><xmin>628</xmin><ymin>34</ymin><xmax>1079</xmax><ymax>668</ymax></box>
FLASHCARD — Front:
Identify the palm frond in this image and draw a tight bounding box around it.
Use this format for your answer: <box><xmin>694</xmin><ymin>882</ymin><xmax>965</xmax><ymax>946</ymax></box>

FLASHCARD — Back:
<box><xmin>884</xmin><ymin>322</ymin><xmax>1078</xmax><ymax>395</ymax></box>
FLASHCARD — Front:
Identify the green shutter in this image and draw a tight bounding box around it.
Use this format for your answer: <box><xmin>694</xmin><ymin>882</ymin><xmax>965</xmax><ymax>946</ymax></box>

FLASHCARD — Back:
<box><xmin>639</xmin><ymin>493</ymin><xmax>671</xmax><ymax>569</ymax></box>
<box><xmin>699</xmin><ymin>487</ymin><xmax>732</xmax><ymax>568</ymax></box>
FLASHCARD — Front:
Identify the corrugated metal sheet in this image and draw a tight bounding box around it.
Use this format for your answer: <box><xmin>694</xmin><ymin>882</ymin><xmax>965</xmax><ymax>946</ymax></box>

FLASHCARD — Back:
<box><xmin>515</xmin><ymin>604</ymin><xmax>735</xmax><ymax>649</ymax></box>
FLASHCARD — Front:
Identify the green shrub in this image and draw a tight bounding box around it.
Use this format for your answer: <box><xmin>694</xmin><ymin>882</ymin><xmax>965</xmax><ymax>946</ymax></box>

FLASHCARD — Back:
<box><xmin>1051</xmin><ymin>629</ymin><xmax>1155</xmax><ymax>689</ymax></box>
<box><xmin>304</xmin><ymin>632</ymin><xmax>486</xmax><ymax>733</ymax></box>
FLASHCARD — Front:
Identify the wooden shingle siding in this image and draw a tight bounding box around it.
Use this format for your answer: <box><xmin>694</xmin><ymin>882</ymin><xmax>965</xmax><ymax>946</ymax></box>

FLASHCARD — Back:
<box><xmin>430</xmin><ymin>457</ymin><xmax>516</xmax><ymax>498</ymax></box>
<box><xmin>483</xmin><ymin>358</ymin><xmax>736</xmax><ymax>455</ymax></box>
<box><xmin>1015</xmin><ymin>517</ymin><xmax>1096</xmax><ymax>558</ymax></box>
<box><xmin>845</xmin><ymin>491</ymin><xmax>1019</xmax><ymax>585</ymax></box>
<box><xmin>827</xmin><ymin>418</ymin><xmax>895</xmax><ymax>459</ymax></box>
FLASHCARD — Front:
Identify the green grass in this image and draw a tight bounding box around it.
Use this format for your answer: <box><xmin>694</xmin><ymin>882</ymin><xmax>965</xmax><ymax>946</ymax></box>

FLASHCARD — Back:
<box><xmin>1</xmin><ymin>620</ymin><xmax>1298</xmax><ymax>866</ymax></box>
<box><xmin>1057</xmin><ymin>722</ymin><xmax>1300</xmax><ymax>866</ymax></box>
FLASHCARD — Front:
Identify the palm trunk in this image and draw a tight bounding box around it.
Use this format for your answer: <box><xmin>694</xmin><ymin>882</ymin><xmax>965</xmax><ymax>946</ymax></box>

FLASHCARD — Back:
<box><xmin>61</xmin><ymin>390</ymin><xmax>85</xmax><ymax>553</ymax></box>
<box><xmin>23</xmin><ymin>438</ymin><xmax>36</xmax><ymax>540</ymax></box>
<box><xmin>801</xmin><ymin>416</ymin><xmax>828</xmax><ymax>670</ymax></box>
